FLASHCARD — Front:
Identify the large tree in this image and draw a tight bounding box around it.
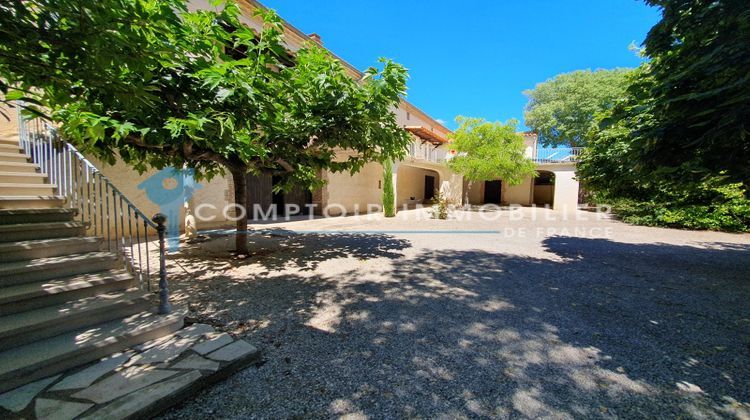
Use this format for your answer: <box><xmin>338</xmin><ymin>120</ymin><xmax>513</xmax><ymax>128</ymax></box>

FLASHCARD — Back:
<box><xmin>0</xmin><ymin>0</ymin><xmax>410</xmax><ymax>254</ymax></box>
<box><xmin>577</xmin><ymin>0</ymin><xmax>750</xmax><ymax>231</ymax></box>
<box><xmin>523</xmin><ymin>69</ymin><xmax>632</xmax><ymax>147</ymax></box>
<box><xmin>447</xmin><ymin>117</ymin><xmax>536</xmax><ymax>204</ymax></box>
<box><xmin>634</xmin><ymin>0</ymin><xmax>750</xmax><ymax>188</ymax></box>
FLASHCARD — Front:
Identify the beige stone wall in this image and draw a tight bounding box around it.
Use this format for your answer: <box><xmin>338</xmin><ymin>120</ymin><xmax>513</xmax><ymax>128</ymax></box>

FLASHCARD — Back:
<box><xmin>322</xmin><ymin>161</ymin><xmax>384</xmax><ymax>216</ymax></box>
<box><xmin>0</xmin><ymin>102</ymin><xmax>19</xmax><ymax>135</ymax></box>
<box><xmin>533</xmin><ymin>185</ymin><xmax>554</xmax><ymax>206</ymax></box>
<box><xmin>84</xmin><ymin>156</ymin><xmax>235</xmax><ymax>233</ymax></box>
<box><xmin>522</xmin><ymin>135</ymin><xmax>537</xmax><ymax>159</ymax></box>
<box><xmin>550</xmin><ymin>165</ymin><xmax>579</xmax><ymax>212</ymax></box>
<box><xmin>86</xmin><ymin>157</ymin><xmax>167</xmax><ymax>225</ymax></box>
<box><xmin>436</xmin><ymin>168</ymin><xmax>463</xmax><ymax>205</ymax></box>
<box><xmin>395</xmin><ymin>165</ymin><xmax>438</xmax><ymax>206</ymax></box>
<box><xmin>465</xmin><ymin>181</ymin><xmax>483</xmax><ymax>205</ymax></box>
<box><xmin>503</xmin><ymin>176</ymin><xmax>533</xmax><ymax>205</ymax></box>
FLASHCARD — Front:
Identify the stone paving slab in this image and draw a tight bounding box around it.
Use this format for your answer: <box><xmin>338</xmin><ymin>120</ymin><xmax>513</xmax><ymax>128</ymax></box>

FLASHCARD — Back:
<box><xmin>0</xmin><ymin>323</ymin><xmax>260</xmax><ymax>419</ymax></box>
<box><xmin>35</xmin><ymin>398</ymin><xmax>92</xmax><ymax>420</ymax></box>
<box><xmin>72</xmin><ymin>367</ymin><xmax>178</xmax><ymax>404</ymax></box>
<box><xmin>50</xmin><ymin>352</ymin><xmax>133</xmax><ymax>391</ymax></box>
<box><xmin>0</xmin><ymin>375</ymin><xmax>60</xmax><ymax>413</ymax></box>
<box><xmin>172</xmin><ymin>354</ymin><xmax>220</xmax><ymax>372</ymax></box>
<box><xmin>191</xmin><ymin>332</ymin><xmax>233</xmax><ymax>355</ymax></box>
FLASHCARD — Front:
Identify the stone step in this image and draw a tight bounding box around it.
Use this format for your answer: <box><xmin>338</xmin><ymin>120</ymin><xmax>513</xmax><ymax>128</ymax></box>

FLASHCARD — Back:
<box><xmin>0</xmin><ymin>269</ymin><xmax>135</xmax><ymax>316</ymax></box>
<box><xmin>0</xmin><ymin>144</ymin><xmax>21</xmax><ymax>152</ymax></box>
<box><xmin>0</xmin><ymin>307</ymin><xmax>185</xmax><ymax>393</ymax></box>
<box><xmin>0</xmin><ymin>251</ymin><xmax>120</xmax><ymax>286</ymax></box>
<box><xmin>0</xmin><ymin>236</ymin><xmax>103</xmax><ymax>262</ymax></box>
<box><xmin>0</xmin><ymin>171</ymin><xmax>47</xmax><ymax>184</ymax></box>
<box><xmin>0</xmin><ymin>182</ymin><xmax>56</xmax><ymax>196</ymax></box>
<box><xmin>0</xmin><ymin>151</ymin><xmax>30</xmax><ymax>164</ymax></box>
<box><xmin>0</xmin><ymin>208</ymin><xmax>76</xmax><ymax>225</ymax></box>
<box><xmin>0</xmin><ymin>289</ymin><xmax>152</xmax><ymax>351</ymax></box>
<box><xmin>0</xmin><ymin>161</ymin><xmax>39</xmax><ymax>173</ymax></box>
<box><xmin>0</xmin><ymin>137</ymin><xmax>19</xmax><ymax>146</ymax></box>
<box><xmin>0</xmin><ymin>196</ymin><xmax>66</xmax><ymax>209</ymax></box>
<box><xmin>0</xmin><ymin>221</ymin><xmax>84</xmax><ymax>243</ymax></box>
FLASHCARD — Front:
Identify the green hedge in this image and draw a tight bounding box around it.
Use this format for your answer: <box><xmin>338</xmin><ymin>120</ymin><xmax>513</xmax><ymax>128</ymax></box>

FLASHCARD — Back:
<box><xmin>605</xmin><ymin>182</ymin><xmax>750</xmax><ymax>232</ymax></box>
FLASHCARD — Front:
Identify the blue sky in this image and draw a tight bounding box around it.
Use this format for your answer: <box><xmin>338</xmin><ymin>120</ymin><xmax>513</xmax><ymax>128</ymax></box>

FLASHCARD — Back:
<box><xmin>260</xmin><ymin>0</ymin><xmax>661</xmax><ymax>130</ymax></box>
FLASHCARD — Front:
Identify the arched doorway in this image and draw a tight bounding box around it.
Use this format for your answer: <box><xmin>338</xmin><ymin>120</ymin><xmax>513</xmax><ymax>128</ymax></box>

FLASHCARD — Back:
<box><xmin>533</xmin><ymin>170</ymin><xmax>555</xmax><ymax>207</ymax></box>
<box><xmin>396</xmin><ymin>165</ymin><xmax>441</xmax><ymax>208</ymax></box>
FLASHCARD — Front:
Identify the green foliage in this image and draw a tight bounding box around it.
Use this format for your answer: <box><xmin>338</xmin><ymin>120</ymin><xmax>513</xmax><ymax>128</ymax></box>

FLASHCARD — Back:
<box><xmin>0</xmin><ymin>0</ymin><xmax>410</xmax><ymax>187</ymax></box>
<box><xmin>577</xmin><ymin>0</ymin><xmax>750</xmax><ymax>232</ymax></box>
<box><xmin>431</xmin><ymin>190</ymin><xmax>449</xmax><ymax>220</ymax></box>
<box><xmin>446</xmin><ymin>116</ymin><xmax>536</xmax><ymax>186</ymax></box>
<box><xmin>382</xmin><ymin>160</ymin><xmax>395</xmax><ymax>217</ymax></box>
<box><xmin>597</xmin><ymin>180</ymin><xmax>750</xmax><ymax>232</ymax></box>
<box><xmin>637</xmin><ymin>0</ymin><xmax>750</xmax><ymax>186</ymax></box>
<box><xmin>523</xmin><ymin>69</ymin><xmax>632</xmax><ymax>147</ymax></box>
<box><xmin>0</xmin><ymin>0</ymin><xmax>411</xmax><ymax>252</ymax></box>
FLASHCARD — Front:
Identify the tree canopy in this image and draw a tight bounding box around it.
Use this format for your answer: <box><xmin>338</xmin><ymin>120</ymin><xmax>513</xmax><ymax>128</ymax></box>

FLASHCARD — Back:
<box><xmin>577</xmin><ymin>0</ymin><xmax>750</xmax><ymax>231</ymax></box>
<box><xmin>635</xmin><ymin>0</ymin><xmax>750</xmax><ymax>187</ymax></box>
<box><xmin>447</xmin><ymin>117</ymin><xmax>536</xmax><ymax>189</ymax></box>
<box><xmin>523</xmin><ymin>69</ymin><xmax>632</xmax><ymax>147</ymax></box>
<box><xmin>0</xmin><ymin>0</ymin><xmax>411</xmax><ymax>253</ymax></box>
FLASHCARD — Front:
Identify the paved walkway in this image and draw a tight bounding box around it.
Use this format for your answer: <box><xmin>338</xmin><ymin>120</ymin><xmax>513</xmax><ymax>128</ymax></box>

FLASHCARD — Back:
<box><xmin>162</xmin><ymin>208</ymin><xmax>750</xmax><ymax>418</ymax></box>
<box><xmin>0</xmin><ymin>323</ymin><xmax>258</xmax><ymax>419</ymax></box>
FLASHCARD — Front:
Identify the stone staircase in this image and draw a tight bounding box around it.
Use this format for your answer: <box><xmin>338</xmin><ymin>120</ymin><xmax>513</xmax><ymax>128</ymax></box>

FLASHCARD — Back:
<box><xmin>0</xmin><ymin>129</ymin><xmax>184</xmax><ymax>394</ymax></box>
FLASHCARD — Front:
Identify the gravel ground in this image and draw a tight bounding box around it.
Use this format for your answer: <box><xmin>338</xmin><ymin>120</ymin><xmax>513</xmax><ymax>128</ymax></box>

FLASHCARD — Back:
<box><xmin>160</xmin><ymin>207</ymin><xmax>750</xmax><ymax>419</ymax></box>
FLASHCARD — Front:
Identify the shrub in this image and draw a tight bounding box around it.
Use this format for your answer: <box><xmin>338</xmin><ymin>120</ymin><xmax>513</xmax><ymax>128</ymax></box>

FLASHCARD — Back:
<box><xmin>382</xmin><ymin>160</ymin><xmax>396</xmax><ymax>217</ymax></box>
<box><xmin>602</xmin><ymin>181</ymin><xmax>750</xmax><ymax>232</ymax></box>
<box><xmin>432</xmin><ymin>190</ymin><xmax>449</xmax><ymax>220</ymax></box>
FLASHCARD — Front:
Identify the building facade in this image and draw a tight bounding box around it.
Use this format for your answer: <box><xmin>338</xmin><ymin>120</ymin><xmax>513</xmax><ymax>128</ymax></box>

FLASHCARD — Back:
<box><xmin>31</xmin><ymin>0</ymin><xmax>581</xmax><ymax>232</ymax></box>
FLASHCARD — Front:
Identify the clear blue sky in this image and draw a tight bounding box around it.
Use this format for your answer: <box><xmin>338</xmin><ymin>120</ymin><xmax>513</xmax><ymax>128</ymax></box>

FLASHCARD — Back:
<box><xmin>260</xmin><ymin>0</ymin><xmax>661</xmax><ymax>130</ymax></box>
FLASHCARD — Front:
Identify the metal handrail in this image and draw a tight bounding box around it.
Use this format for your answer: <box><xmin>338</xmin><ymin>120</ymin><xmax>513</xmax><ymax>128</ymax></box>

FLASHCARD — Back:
<box><xmin>533</xmin><ymin>147</ymin><xmax>583</xmax><ymax>164</ymax></box>
<box><xmin>407</xmin><ymin>140</ymin><xmax>446</xmax><ymax>163</ymax></box>
<box><xmin>16</xmin><ymin>106</ymin><xmax>171</xmax><ymax>314</ymax></box>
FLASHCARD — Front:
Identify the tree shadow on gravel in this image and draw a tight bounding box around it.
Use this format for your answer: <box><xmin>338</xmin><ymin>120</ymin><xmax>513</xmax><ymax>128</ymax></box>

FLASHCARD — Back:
<box><xmin>175</xmin><ymin>229</ymin><xmax>411</xmax><ymax>272</ymax></box>
<box><xmin>163</xmin><ymin>235</ymin><xmax>750</xmax><ymax>419</ymax></box>
<box><xmin>166</xmin><ymin>230</ymin><xmax>411</xmax><ymax>328</ymax></box>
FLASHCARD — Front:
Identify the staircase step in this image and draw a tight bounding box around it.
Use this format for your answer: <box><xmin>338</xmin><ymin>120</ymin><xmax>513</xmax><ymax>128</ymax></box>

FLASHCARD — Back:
<box><xmin>0</xmin><ymin>269</ymin><xmax>135</xmax><ymax>316</ymax></box>
<box><xmin>0</xmin><ymin>195</ymin><xmax>65</xmax><ymax>209</ymax></box>
<box><xmin>0</xmin><ymin>151</ymin><xmax>30</xmax><ymax>163</ymax></box>
<box><xmin>0</xmin><ymin>251</ymin><xmax>119</xmax><ymax>286</ymax></box>
<box><xmin>0</xmin><ymin>182</ymin><xmax>56</xmax><ymax>195</ymax></box>
<box><xmin>0</xmin><ymin>220</ymin><xmax>84</xmax><ymax>242</ymax></box>
<box><xmin>0</xmin><ymin>307</ymin><xmax>185</xmax><ymax>393</ymax></box>
<box><xmin>0</xmin><ymin>208</ymin><xmax>76</xmax><ymax>224</ymax></box>
<box><xmin>0</xmin><ymin>171</ymin><xmax>47</xmax><ymax>184</ymax></box>
<box><xmin>0</xmin><ymin>137</ymin><xmax>19</xmax><ymax>146</ymax></box>
<box><xmin>0</xmin><ymin>236</ymin><xmax>103</xmax><ymax>262</ymax></box>
<box><xmin>0</xmin><ymin>143</ymin><xmax>21</xmax><ymax>152</ymax></box>
<box><xmin>0</xmin><ymin>161</ymin><xmax>39</xmax><ymax>173</ymax></box>
<box><xmin>0</xmin><ymin>289</ymin><xmax>152</xmax><ymax>351</ymax></box>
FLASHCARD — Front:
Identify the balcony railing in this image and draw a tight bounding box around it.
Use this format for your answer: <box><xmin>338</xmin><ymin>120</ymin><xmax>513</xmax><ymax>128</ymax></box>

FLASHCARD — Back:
<box><xmin>17</xmin><ymin>106</ymin><xmax>172</xmax><ymax>314</ymax></box>
<box><xmin>407</xmin><ymin>141</ymin><xmax>447</xmax><ymax>163</ymax></box>
<box><xmin>533</xmin><ymin>147</ymin><xmax>583</xmax><ymax>163</ymax></box>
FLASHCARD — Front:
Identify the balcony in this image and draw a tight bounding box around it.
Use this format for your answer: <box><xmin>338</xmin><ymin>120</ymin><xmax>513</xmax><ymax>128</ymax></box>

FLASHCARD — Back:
<box><xmin>407</xmin><ymin>140</ymin><xmax>447</xmax><ymax>163</ymax></box>
<box><xmin>533</xmin><ymin>147</ymin><xmax>583</xmax><ymax>164</ymax></box>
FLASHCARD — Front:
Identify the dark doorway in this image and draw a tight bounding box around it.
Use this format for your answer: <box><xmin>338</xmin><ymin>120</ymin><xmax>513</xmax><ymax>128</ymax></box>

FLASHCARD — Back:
<box><xmin>424</xmin><ymin>175</ymin><xmax>436</xmax><ymax>201</ymax></box>
<box><xmin>483</xmin><ymin>180</ymin><xmax>502</xmax><ymax>204</ymax></box>
<box><xmin>246</xmin><ymin>174</ymin><xmax>312</xmax><ymax>219</ymax></box>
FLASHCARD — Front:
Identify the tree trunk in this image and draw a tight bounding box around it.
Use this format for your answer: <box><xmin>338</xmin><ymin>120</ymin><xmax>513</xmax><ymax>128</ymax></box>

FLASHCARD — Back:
<box><xmin>231</xmin><ymin>168</ymin><xmax>249</xmax><ymax>256</ymax></box>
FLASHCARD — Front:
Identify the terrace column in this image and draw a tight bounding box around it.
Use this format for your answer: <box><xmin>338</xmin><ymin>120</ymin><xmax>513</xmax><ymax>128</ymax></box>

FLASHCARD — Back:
<box><xmin>552</xmin><ymin>166</ymin><xmax>579</xmax><ymax>212</ymax></box>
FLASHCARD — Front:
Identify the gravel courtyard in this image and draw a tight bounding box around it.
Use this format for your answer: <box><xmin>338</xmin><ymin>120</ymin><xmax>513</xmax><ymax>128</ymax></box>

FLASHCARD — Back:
<box><xmin>161</xmin><ymin>207</ymin><xmax>750</xmax><ymax>419</ymax></box>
